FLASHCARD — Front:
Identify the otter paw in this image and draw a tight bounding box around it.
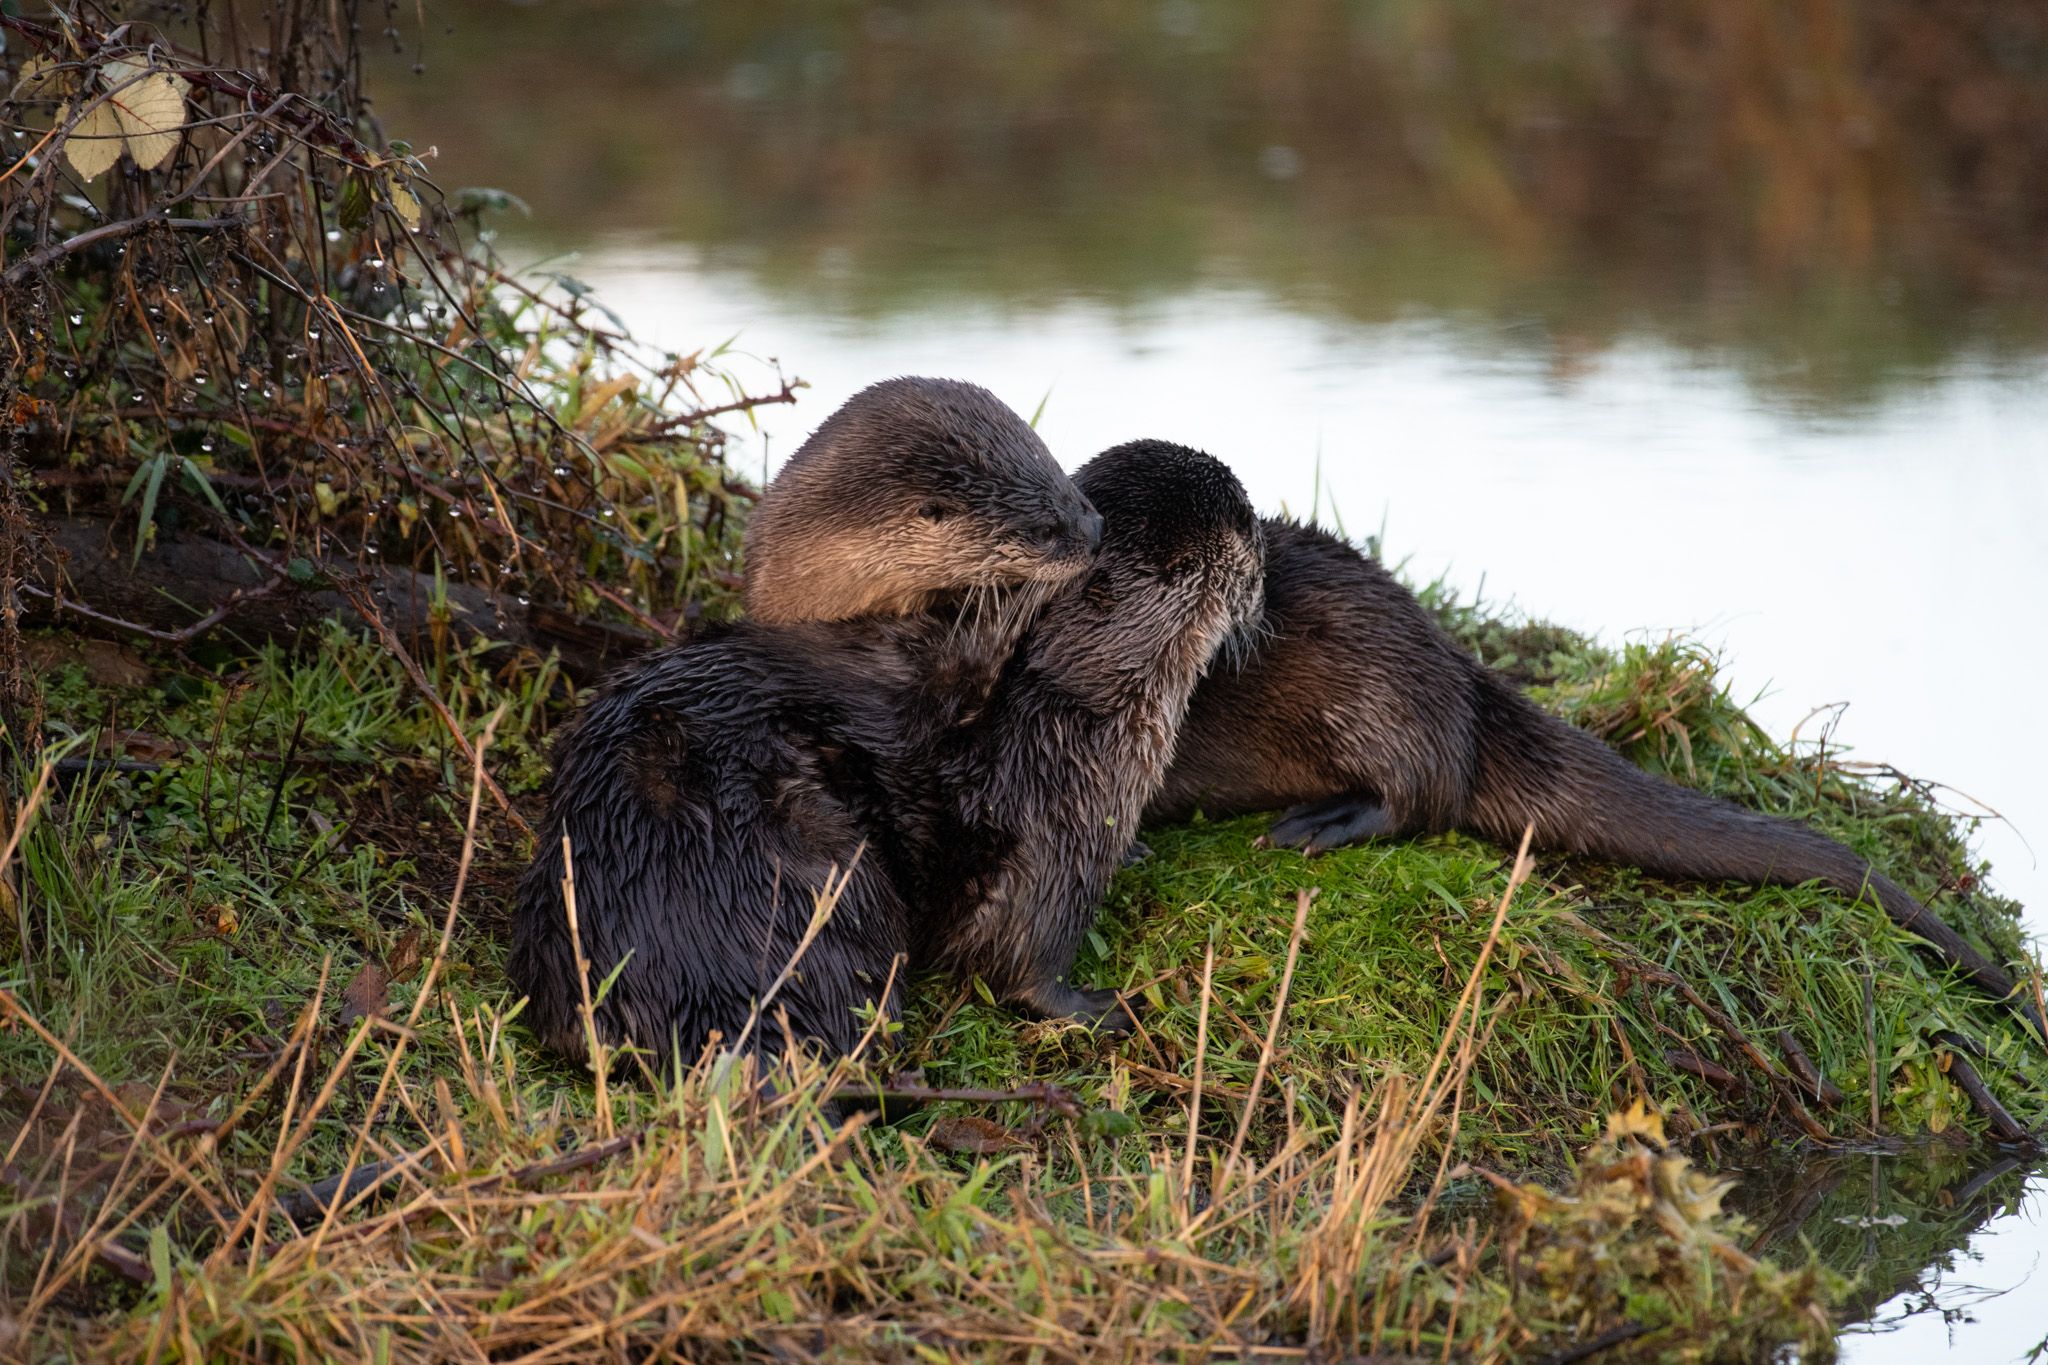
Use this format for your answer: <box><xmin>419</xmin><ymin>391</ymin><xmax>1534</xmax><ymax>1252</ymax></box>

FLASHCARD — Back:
<box><xmin>1019</xmin><ymin>981</ymin><xmax>1140</xmax><ymax>1035</ymax></box>
<box><xmin>1263</xmin><ymin>795</ymin><xmax>1397</xmax><ymax>856</ymax></box>
<box><xmin>1119</xmin><ymin>839</ymin><xmax>1154</xmax><ymax>869</ymax></box>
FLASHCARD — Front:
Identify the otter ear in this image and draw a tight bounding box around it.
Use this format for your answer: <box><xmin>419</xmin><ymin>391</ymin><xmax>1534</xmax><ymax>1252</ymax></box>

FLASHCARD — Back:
<box><xmin>918</xmin><ymin>501</ymin><xmax>951</xmax><ymax>522</ymax></box>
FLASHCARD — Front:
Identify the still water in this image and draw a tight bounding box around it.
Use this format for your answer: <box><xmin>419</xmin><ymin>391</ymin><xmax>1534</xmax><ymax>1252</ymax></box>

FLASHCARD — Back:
<box><xmin>1841</xmin><ymin>1181</ymin><xmax>2046</xmax><ymax>1362</ymax></box>
<box><xmin>369</xmin><ymin>2</ymin><xmax>2046</xmax><ymax>1353</ymax></box>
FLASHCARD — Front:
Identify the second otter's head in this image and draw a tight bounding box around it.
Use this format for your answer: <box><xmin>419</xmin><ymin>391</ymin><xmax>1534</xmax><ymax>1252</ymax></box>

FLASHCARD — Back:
<box><xmin>1062</xmin><ymin>440</ymin><xmax>1267</xmax><ymax>684</ymax></box>
<box><xmin>743</xmin><ymin>377</ymin><xmax>1103</xmax><ymax>624</ymax></box>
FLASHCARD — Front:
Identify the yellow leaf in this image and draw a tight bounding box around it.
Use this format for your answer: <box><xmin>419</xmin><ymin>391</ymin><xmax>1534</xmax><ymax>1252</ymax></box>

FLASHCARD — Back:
<box><xmin>388</xmin><ymin>177</ymin><xmax>423</xmax><ymax>231</ymax></box>
<box><xmin>107</xmin><ymin>69</ymin><xmax>190</xmax><ymax>171</ymax></box>
<box><xmin>11</xmin><ymin>55</ymin><xmax>74</xmax><ymax>103</ymax></box>
<box><xmin>61</xmin><ymin>99</ymin><xmax>125</xmax><ymax>182</ymax></box>
<box><xmin>1602</xmin><ymin>1097</ymin><xmax>1668</xmax><ymax>1148</ymax></box>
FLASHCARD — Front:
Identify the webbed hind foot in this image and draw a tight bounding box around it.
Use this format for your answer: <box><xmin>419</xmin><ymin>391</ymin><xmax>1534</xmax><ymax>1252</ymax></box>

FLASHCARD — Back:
<box><xmin>1257</xmin><ymin>794</ymin><xmax>1400</xmax><ymax>856</ymax></box>
<box><xmin>1016</xmin><ymin>980</ymin><xmax>1141</xmax><ymax>1035</ymax></box>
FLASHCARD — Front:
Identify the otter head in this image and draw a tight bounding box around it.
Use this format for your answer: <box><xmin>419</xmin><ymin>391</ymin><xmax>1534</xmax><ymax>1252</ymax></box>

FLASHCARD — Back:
<box><xmin>743</xmin><ymin>377</ymin><xmax>1103</xmax><ymax>624</ymax></box>
<box><xmin>1068</xmin><ymin>440</ymin><xmax>1266</xmax><ymax>680</ymax></box>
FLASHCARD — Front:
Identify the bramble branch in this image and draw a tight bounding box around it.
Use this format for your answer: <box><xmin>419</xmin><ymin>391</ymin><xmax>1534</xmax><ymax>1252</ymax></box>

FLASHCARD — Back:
<box><xmin>2</xmin><ymin>214</ymin><xmax>243</xmax><ymax>287</ymax></box>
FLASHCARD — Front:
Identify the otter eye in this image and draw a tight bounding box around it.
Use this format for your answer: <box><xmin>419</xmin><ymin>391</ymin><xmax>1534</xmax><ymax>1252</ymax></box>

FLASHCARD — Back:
<box><xmin>918</xmin><ymin>501</ymin><xmax>949</xmax><ymax>522</ymax></box>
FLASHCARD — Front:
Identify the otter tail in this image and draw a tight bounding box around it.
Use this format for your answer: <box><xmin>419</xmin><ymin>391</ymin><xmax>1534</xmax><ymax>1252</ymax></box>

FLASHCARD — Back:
<box><xmin>1462</xmin><ymin>671</ymin><xmax>2038</xmax><ymax>1030</ymax></box>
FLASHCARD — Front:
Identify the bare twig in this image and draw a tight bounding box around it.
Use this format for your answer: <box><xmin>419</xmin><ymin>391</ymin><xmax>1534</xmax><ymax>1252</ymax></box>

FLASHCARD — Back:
<box><xmin>1775</xmin><ymin>1029</ymin><xmax>1847</xmax><ymax>1109</ymax></box>
<box><xmin>1663</xmin><ymin>1048</ymin><xmax>1738</xmax><ymax>1092</ymax></box>
<box><xmin>825</xmin><ymin>1077</ymin><xmax>1082</xmax><ymax>1120</ymax></box>
<box><xmin>89</xmin><ymin>1239</ymin><xmax>153</xmax><ymax>1286</ymax></box>
<box><xmin>643</xmin><ymin>376</ymin><xmax>805</xmax><ymax>434</ymax></box>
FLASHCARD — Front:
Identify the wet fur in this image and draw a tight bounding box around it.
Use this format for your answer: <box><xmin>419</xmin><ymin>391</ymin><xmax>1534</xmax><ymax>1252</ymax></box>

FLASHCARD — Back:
<box><xmin>508</xmin><ymin>441</ymin><xmax>1262</xmax><ymax>1070</ymax></box>
<box><xmin>510</xmin><ymin>618</ymin><xmax>929</xmax><ymax>1066</ymax></box>
<box><xmin>1149</xmin><ymin>518</ymin><xmax>2035</xmax><ymax>1022</ymax></box>
<box><xmin>919</xmin><ymin>445</ymin><xmax>1264</xmax><ymax>1005</ymax></box>
<box><xmin>744</xmin><ymin>376</ymin><xmax>1102</xmax><ymax>625</ymax></box>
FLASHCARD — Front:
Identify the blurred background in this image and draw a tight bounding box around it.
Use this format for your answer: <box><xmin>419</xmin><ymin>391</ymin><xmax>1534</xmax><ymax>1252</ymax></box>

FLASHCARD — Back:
<box><xmin>366</xmin><ymin>0</ymin><xmax>2048</xmax><ymax>939</ymax></box>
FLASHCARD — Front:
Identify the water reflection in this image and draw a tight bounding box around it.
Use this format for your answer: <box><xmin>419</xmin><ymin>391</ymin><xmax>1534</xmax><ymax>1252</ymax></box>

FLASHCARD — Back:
<box><xmin>1735</xmin><ymin>1151</ymin><xmax>2048</xmax><ymax>1363</ymax></box>
<box><xmin>367</xmin><ymin>0</ymin><xmax>2048</xmax><ymax>408</ymax></box>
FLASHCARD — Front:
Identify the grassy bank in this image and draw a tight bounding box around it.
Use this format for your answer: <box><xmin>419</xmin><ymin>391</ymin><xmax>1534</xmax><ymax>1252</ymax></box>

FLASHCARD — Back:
<box><xmin>3</xmin><ymin>587</ymin><xmax>2039</xmax><ymax>1361</ymax></box>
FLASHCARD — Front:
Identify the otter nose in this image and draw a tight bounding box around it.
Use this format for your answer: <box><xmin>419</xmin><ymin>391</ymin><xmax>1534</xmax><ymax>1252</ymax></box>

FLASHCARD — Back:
<box><xmin>1078</xmin><ymin>510</ymin><xmax>1103</xmax><ymax>552</ymax></box>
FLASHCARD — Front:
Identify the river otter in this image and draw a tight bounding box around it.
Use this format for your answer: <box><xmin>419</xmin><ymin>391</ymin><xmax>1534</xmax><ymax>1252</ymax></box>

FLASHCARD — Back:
<box><xmin>741</xmin><ymin>430</ymin><xmax>2034</xmax><ymax>1027</ymax></box>
<box><xmin>914</xmin><ymin>442</ymin><xmax>1263</xmax><ymax>1022</ymax></box>
<box><xmin>507</xmin><ymin>438</ymin><xmax>1262</xmax><ymax>1069</ymax></box>
<box><xmin>1146</xmin><ymin>517</ymin><xmax>2036</xmax><ymax>1024</ymax></box>
<box><xmin>744</xmin><ymin>376</ymin><xmax>1102</xmax><ymax>625</ymax></box>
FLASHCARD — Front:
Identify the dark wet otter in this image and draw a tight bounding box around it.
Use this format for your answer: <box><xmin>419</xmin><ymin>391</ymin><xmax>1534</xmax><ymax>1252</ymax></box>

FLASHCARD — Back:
<box><xmin>1145</xmin><ymin>516</ymin><xmax>2036</xmax><ymax>1025</ymax></box>
<box><xmin>742</xmin><ymin>429</ymin><xmax>2032</xmax><ymax>1026</ymax></box>
<box><xmin>508</xmin><ymin>375</ymin><xmax>1094</xmax><ymax>1065</ymax></box>
<box><xmin>507</xmin><ymin>438</ymin><xmax>1262</xmax><ymax>1069</ymax></box>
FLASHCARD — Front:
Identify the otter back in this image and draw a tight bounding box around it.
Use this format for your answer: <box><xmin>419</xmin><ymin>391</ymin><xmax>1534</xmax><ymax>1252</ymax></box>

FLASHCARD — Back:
<box><xmin>1153</xmin><ymin>517</ymin><xmax>2037</xmax><ymax>1030</ymax></box>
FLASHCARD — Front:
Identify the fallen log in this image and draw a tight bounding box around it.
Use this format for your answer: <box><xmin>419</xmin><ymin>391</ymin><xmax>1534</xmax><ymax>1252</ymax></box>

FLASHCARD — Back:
<box><xmin>26</xmin><ymin>514</ymin><xmax>660</xmax><ymax>684</ymax></box>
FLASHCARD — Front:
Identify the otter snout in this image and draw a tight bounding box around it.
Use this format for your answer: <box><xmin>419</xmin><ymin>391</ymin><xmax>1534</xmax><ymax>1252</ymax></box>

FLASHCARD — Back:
<box><xmin>1031</xmin><ymin>504</ymin><xmax>1103</xmax><ymax>565</ymax></box>
<box><xmin>1077</xmin><ymin>508</ymin><xmax>1104</xmax><ymax>554</ymax></box>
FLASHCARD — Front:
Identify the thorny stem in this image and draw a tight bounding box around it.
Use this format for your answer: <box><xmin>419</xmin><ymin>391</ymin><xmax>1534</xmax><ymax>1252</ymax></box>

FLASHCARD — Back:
<box><xmin>2</xmin><ymin>214</ymin><xmax>244</xmax><ymax>287</ymax></box>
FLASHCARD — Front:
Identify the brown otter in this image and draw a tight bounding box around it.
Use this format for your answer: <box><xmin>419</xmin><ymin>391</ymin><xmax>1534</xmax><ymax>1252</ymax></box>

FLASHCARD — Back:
<box><xmin>744</xmin><ymin>377</ymin><xmax>1101</xmax><ymax>625</ymax></box>
<box><xmin>507</xmin><ymin>437</ymin><xmax>1262</xmax><ymax>1069</ymax></box>
<box><xmin>1146</xmin><ymin>517</ymin><xmax>2037</xmax><ymax>1027</ymax></box>
<box><xmin>741</xmin><ymin>430</ymin><xmax>2035</xmax><ymax>1029</ymax></box>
